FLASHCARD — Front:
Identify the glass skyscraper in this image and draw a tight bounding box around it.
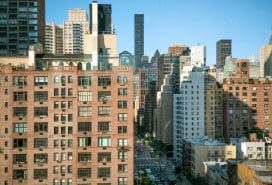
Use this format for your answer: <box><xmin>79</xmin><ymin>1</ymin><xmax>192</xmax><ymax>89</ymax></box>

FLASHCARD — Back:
<box><xmin>0</xmin><ymin>0</ymin><xmax>45</xmax><ymax>56</ymax></box>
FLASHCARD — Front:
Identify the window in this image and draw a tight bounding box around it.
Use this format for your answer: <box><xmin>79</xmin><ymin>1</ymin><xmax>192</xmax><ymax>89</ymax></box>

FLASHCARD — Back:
<box><xmin>118</xmin><ymin>177</ymin><xmax>128</xmax><ymax>185</ymax></box>
<box><xmin>34</xmin><ymin>138</ymin><xmax>48</xmax><ymax>148</ymax></box>
<box><xmin>98</xmin><ymin>91</ymin><xmax>111</xmax><ymax>102</ymax></box>
<box><xmin>68</xmin><ymin>101</ymin><xmax>73</xmax><ymax>109</ymax></box>
<box><xmin>53</xmin><ymin>166</ymin><xmax>59</xmax><ymax>174</ymax></box>
<box><xmin>34</xmin><ymin>91</ymin><xmax>48</xmax><ymax>102</ymax></box>
<box><xmin>78</xmin><ymin>137</ymin><xmax>91</xmax><ymax>147</ymax></box>
<box><xmin>68</xmin><ymin>139</ymin><xmax>73</xmax><ymax>147</ymax></box>
<box><xmin>78</xmin><ymin>76</ymin><xmax>91</xmax><ymax>86</ymax></box>
<box><xmin>34</xmin><ymin>169</ymin><xmax>48</xmax><ymax>179</ymax></box>
<box><xmin>14</xmin><ymin>123</ymin><xmax>27</xmax><ymax>133</ymax></box>
<box><xmin>68</xmin><ymin>114</ymin><xmax>73</xmax><ymax>122</ymax></box>
<box><xmin>61</xmin><ymin>88</ymin><xmax>66</xmax><ymax>96</ymax></box>
<box><xmin>68</xmin><ymin>76</ymin><xmax>73</xmax><ymax>83</ymax></box>
<box><xmin>118</xmin><ymin>139</ymin><xmax>128</xmax><ymax>147</ymax></box>
<box><xmin>13</xmin><ymin>92</ymin><xmax>27</xmax><ymax>101</ymax></box>
<box><xmin>54</xmin><ymin>140</ymin><xmax>59</xmax><ymax>148</ymax></box>
<box><xmin>54</xmin><ymin>88</ymin><xmax>59</xmax><ymax>96</ymax></box>
<box><xmin>98</xmin><ymin>122</ymin><xmax>111</xmax><ymax>132</ymax></box>
<box><xmin>118</xmin><ymin>88</ymin><xmax>128</xmax><ymax>96</ymax></box>
<box><xmin>61</xmin><ymin>76</ymin><xmax>66</xmax><ymax>84</ymax></box>
<box><xmin>118</xmin><ymin>113</ymin><xmax>127</xmax><ymax>121</ymax></box>
<box><xmin>117</xmin><ymin>76</ymin><xmax>128</xmax><ymax>85</ymax></box>
<box><xmin>68</xmin><ymin>88</ymin><xmax>73</xmax><ymax>96</ymax></box>
<box><xmin>118</xmin><ymin>164</ymin><xmax>128</xmax><ymax>173</ymax></box>
<box><xmin>13</xmin><ymin>138</ymin><xmax>27</xmax><ymax>148</ymax></box>
<box><xmin>54</xmin><ymin>76</ymin><xmax>59</xmax><ymax>84</ymax></box>
<box><xmin>13</xmin><ymin>107</ymin><xmax>27</xmax><ymax>117</ymax></box>
<box><xmin>98</xmin><ymin>137</ymin><xmax>111</xmax><ymax>147</ymax></box>
<box><xmin>34</xmin><ymin>153</ymin><xmax>48</xmax><ymax>164</ymax></box>
<box><xmin>54</xmin><ymin>101</ymin><xmax>59</xmax><ymax>109</ymax></box>
<box><xmin>13</xmin><ymin>170</ymin><xmax>27</xmax><ymax>180</ymax></box>
<box><xmin>98</xmin><ymin>76</ymin><xmax>111</xmax><ymax>86</ymax></box>
<box><xmin>13</xmin><ymin>76</ymin><xmax>27</xmax><ymax>86</ymax></box>
<box><xmin>98</xmin><ymin>152</ymin><xmax>111</xmax><ymax>162</ymax></box>
<box><xmin>118</xmin><ymin>101</ymin><xmax>127</xmax><ymax>109</ymax></box>
<box><xmin>97</xmin><ymin>168</ymin><xmax>110</xmax><ymax>178</ymax></box>
<box><xmin>118</xmin><ymin>126</ymin><xmax>127</xmax><ymax>134</ymax></box>
<box><xmin>78</xmin><ymin>107</ymin><xmax>92</xmax><ymax>117</ymax></box>
<box><xmin>78</xmin><ymin>122</ymin><xmax>92</xmax><ymax>132</ymax></box>
<box><xmin>98</xmin><ymin>107</ymin><xmax>111</xmax><ymax>116</ymax></box>
<box><xmin>54</xmin><ymin>114</ymin><xmax>59</xmax><ymax>122</ymax></box>
<box><xmin>78</xmin><ymin>168</ymin><xmax>91</xmax><ymax>178</ymax></box>
<box><xmin>68</xmin><ymin>165</ymin><xmax>72</xmax><ymax>173</ymax></box>
<box><xmin>78</xmin><ymin>153</ymin><xmax>91</xmax><ymax>162</ymax></box>
<box><xmin>13</xmin><ymin>154</ymin><xmax>27</xmax><ymax>164</ymax></box>
<box><xmin>34</xmin><ymin>76</ymin><xmax>48</xmax><ymax>86</ymax></box>
<box><xmin>118</xmin><ymin>151</ymin><xmax>128</xmax><ymax>160</ymax></box>
<box><xmin>78</xmin><ymin>91</ymin><xmax>92</xmax><ymax>102</ymax></box>
<box><xmin>34</xmin><ymin>107</ymin><xmax>48</xmax><ymax>117</ymax></box>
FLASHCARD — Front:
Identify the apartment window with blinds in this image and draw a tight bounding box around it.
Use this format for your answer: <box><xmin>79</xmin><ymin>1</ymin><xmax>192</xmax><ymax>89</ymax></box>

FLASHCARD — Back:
<box><xmin>97</xmin><ymin>168</ymin><xmax>110</xmax><ymax>178</ymax></box>
<box><xmin>98</xmin><ymin>137</ymin><xmax>111</xmax><ymax>147</ymax></box>
<box><xmin>78</xmin><ymin>137</ymin><xmax>91</xmax><ymax>147</ymax></box>
<box><xmin>34</xmin><ymin>169</ymin><xmax>48</xmax><ymax>179</ymax></box>
<box><xmin>13</xmin><ymin>92</ymin><xmax>27</xmax><ymax>101</ymax></box>
<box><xmin>97</xmin><ymin>152</ymin><xmax>111</xmax><ymax>162</ymax></box>
<box><xmin>78</xmin><ymin>122</ymin><xmax>92</xmax><ymax>132</ymax></box>
<box><xmin>78</xmin><ymin>168</ymin><xmax>91</xmax><ymax>178</ymax></box>
<box><xmin>78</xmin><ymin>76</ymin><xmax>91</xmax><ymax>86</ymax></box>
<box><xmin>34</xmin><ymin>91</ymin><xmax>48</xmax><ymax>102</ymax></box>
<box><xmin>78</xmin><ymin>91</ymin><xmax>92</xmax><ymax>102</ymax></box>
<box><xmin>98</xmin><ymin>76</ymin><xmax>111</xmax><ymax>86</ymax></box>
<box><xmin>98</xmin><ymin>107</ymin><xmax>111</xmax><ymax>117</ymax></box>
<box><xmin>13</xmin><ymin>76</ymin><xmax>27</xmax><ymax>86</ymax></box>
<box><xmin>14</xmin><ymin>123</ymin><xmax>27</xmax><ymax>133</ymax></box>
<box><xmin>34</xmin><ymin>76</ymin><xmax>48</xmax><ymax>86</ymax></box>
<box><xmin>98</xmin><ymin>122</ymin><xmax>111</xmax><ymax>132</ymax></box>
<box><xmin>34</xmin><ymin>122</ymin><xmax>48</xmax><ymax>133</ymax></box>
<box><xmin>118</xmin><ymin>177</ymin><xmax>128</xmax><ymax>185</ymax></box>
<box><xmin>78</xmin><ymin>107</ymin><xmax>92</xmax><ymax>117</ymax></box>
<box><xmin>78</xmin><ymin>153</ymin><xmax>91</xmax><ymax>162</ymax></box>
<box><xmin>34</xmin><ymin>138</ymin><xmax>48</xmax><ymax>148</ymax></box>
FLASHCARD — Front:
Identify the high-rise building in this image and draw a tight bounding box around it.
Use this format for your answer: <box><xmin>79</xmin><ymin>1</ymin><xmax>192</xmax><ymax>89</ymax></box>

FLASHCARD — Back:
<box><xmin>45</xmin><ymin>23</ymin><xmax>63</xmax><ymax>54</ymax></box>
<box><xmin>63</xmin><ymin>9</ymin><xmax>89</xmax><ymax>54</ymax></box>
<box><xmin>216</xmin><ymin>39</ymin><xmax>232</xmax><ymax>69</ymax></box>
<box><xmin>223</xmin><ymin>59</ymin><xmax>272</xmax><ymax>142</ymax></box>
<box><xmin>0</xmin><ymin>0</ymin><xmax>45</xmax><ymax>56</ymax></box>
<box><xmin>260</xmin><ymin>32</ymin><xmax>272</xmax><ymax>77</ymax></box>
<box><xmin>191</xmin><ymin>45</ymin><xmax>206</xmax><ymax>67</ymax></box>
<box><xmin>134</xmin><ymin>14</ymin><xmax>144</xmax><ymax>72</ymax></box>
<box><xmin>89</xmin><ymin>3</ymin><xmax>112</xmax><ymax>34</ymax></box>
<box><xmin>0</xmin><ymin>2</ymin><xmax>134</xmax><ymax>185</ymax></box>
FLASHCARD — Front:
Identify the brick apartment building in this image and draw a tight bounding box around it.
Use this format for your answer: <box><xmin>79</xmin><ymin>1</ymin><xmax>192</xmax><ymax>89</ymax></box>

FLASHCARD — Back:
<box><xmin>0</xmin><ymin>58</ymin><xmax>134</xmax><ymax>185</ymax></box>
<box><xmin>223</xmin><ymin>59</ymin><xmax>272</xmax><ymax>143</ymax></box>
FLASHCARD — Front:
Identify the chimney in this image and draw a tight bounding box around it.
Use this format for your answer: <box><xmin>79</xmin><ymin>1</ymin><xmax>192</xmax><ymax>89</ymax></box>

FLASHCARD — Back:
<box><xmin>92</xmin><ymin>1</ymin><xmax>98</xmax><ymax>68</ymax></box>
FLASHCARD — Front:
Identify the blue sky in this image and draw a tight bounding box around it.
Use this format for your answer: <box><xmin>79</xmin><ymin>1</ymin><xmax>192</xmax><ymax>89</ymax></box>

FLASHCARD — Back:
<box><xmin>46</xmin><ymin>0</ymin><xmax>272</xmax><ymax>65</ymax></box>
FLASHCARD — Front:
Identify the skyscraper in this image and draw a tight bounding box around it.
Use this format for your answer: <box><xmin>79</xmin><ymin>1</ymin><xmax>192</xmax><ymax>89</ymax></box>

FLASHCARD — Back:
<box><xmin>63</xmin><ymin>9</ymin><xmax>89</xmax><ymax>54</ymax></box>
<box><xmin>89</xmin><ymin>3</ymin><xmax>112</xmax><ymax>34</ymax></box>
<box><xmin>216</xmin><ymin>39</ymin><xmax>232</xmax><ymax>68</ymax></box>
<box><xmin>45</xmin><ymin>23</ymin><xmax>63</xmax><ymax>54</ymax></box>
<box><xmin>134</xmin><ymin>14</ymin><xmax>144</xmax><ymax>72</ymax></box>
<box><xmin>260</xmin><ymin>32</ymin><xmax>272</xmax><ymax>77</ymax></box>
<box><xmin>0</xmin><ymin>0</ymin><xmax>45</xmax><ymax>56</ymax></box>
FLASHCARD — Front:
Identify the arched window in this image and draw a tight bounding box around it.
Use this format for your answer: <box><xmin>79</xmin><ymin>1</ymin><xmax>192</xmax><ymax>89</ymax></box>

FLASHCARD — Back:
<box><xmin>86</xmin><ymin>62</ymin><xmax>91</xmax><ymax>71</ymax></box>
<box><xmin>77</xmin><ymin>62</ymin><xmax>83</xmax><ymax>71</ymax></box>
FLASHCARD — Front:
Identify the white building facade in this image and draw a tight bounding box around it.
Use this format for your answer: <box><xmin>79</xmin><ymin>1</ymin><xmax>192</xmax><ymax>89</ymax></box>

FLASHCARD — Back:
<box><xmin>191</xmin><ymin>45</ymin><xmax>206</xmax><ymax>67</ymax></box>
<box><xmin>173</xmin><ymin>70</ymin><xmax>205</xmax><ymax>162</ymax></box>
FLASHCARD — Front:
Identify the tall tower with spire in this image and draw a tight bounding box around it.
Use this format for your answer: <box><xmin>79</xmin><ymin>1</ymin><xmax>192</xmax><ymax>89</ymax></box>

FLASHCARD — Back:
<box><xmin>260</xmin><ymin>32</ymin><xmax>272</xmax><ymax>77</ymax></box>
